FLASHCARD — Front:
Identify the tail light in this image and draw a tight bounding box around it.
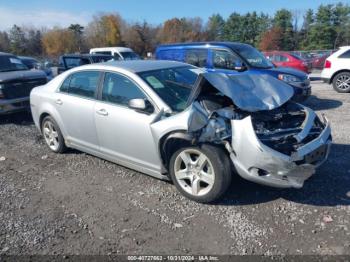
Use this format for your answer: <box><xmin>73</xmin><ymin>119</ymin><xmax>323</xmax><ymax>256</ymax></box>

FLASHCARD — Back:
<box><xmin>324</xmin><ymin>60</ymin><xmax>331</xmax><ymax>69</ymax></box>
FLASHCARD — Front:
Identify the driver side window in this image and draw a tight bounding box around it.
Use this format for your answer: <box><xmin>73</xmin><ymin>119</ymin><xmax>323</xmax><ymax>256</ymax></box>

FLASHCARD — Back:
<box><xmin>212</xmin><ymin>49</ymin><xmax>241</xmax><ymax>70</ymax></box>
<box><xmin>101</xmin><ymin>72</ymin><xmax>146</xmax><ymax>106</ymax></box>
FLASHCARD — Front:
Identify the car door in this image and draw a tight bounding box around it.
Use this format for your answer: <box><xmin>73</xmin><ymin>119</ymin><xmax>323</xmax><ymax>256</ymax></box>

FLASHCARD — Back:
<box><xmin>55</xmin><ymin>70</ymin><xmax>101</xmax><ymax>152</ymax></box>
<box><xmin>94</xmin><ymin>71</ymin><xmax>162</xmax><ymax>173</ymax></box>
<box><xmin>210</xmin><ymin>49</ymin><xmax>244</xmax><ymax>73</ymax></box>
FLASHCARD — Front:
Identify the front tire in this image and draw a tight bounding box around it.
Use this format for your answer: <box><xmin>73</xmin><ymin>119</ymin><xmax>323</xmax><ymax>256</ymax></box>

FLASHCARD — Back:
<box><xmin>169</xmin><ymin>144</ymin><xmax>232</xmax><ymax>203</ymax></box>
<box><xmin>41</xmin><ymin>116</ymin><xmax>66</xmax><ymax>153</ymax></box>
<box><xmin>332</xmin><ymin>72</ymin><xmax>350</xmax><ymax>93</ymax></box>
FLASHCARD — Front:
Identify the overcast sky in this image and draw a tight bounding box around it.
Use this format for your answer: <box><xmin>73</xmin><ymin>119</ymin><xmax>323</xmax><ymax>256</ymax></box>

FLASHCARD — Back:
<box><xmin>0</xmin><ymin>0</ymin><xmax>346</xmax><ymax>30</ymax></box>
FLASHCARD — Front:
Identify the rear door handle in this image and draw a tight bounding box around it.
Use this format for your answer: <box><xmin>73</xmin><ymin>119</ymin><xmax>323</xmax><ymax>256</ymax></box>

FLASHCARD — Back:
<box><xmin>55</xmin><ymin>99</ymin><xmax>63</xmax><ymax>105</ymax></box>
<box><xmin>96</xmin><ymin>108</ymin><xmax>108</xmax><ymax>116</ymax></box>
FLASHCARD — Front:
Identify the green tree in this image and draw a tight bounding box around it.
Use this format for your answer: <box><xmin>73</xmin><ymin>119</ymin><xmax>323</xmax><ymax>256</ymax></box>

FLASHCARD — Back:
<box><xmin>26</xmin><ymin>29</ymin><xmax>43</xmax><ymax>56</ymax></box>
<box><xmin>273</xmin><ymin>9</ymin><xmax>294</xmax><ymax>50</ymax></box>
<box><xmin>9</xmin><ymin>25</ymin><xmax>26</xmax><ymax>55</ymax></box>
<box><xmin>299</xmin><ymin>9</ymin><xmax>314</xmax><ymax>49</ymax></box>
<box><xmin>0</xmin><ymin>31</ymin><xmax>10</xmax><ymax>52</ymax></box>
<box><xmin>68</xmin><ymin>24</ymin><xmax>84</xmax><ymax>52</ymax></box>
<box><xmin>223</xmin><ymin>12</ymin><xmax>244</xmax><ymax>42</ymax></box>
<box><xmin>223</xmin><ymin>12</ymin><xmax>270</xmax><ymax>46</ymax></box>
<box><xmin>307</xmin><ymin>4</ymin><xmax>336</xmax><ymax>49</ymax></box>
<box><xmin>206</xmin><ymin>14</ymin><xmax>225</xmax><ymax>41</ymax></box>
<box><xmin>333</xmin><ymin>3</ymin><xmax>350</xmax><ymax>48</ymax></box>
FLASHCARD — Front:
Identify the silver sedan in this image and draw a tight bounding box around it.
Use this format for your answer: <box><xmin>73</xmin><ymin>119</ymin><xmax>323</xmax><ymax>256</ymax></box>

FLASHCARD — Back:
<box><xmin>30</xmin><ymin>60</ymin><xmax>331</xmax><ymax>203</ymax></box>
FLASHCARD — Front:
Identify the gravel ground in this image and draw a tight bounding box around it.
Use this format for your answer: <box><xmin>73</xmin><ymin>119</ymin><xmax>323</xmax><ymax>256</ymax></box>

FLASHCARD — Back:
<box><xmin>0</xmin><ymin>81</ymin><xmax>349</xmax><ymax>256</ymax></box>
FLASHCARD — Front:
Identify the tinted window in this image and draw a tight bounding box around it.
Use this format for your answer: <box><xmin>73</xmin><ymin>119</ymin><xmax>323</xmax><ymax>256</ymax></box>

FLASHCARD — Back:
<box><xmin>185</xmin><ymin>49</ymin><xmax>207</xmax><ymax>67</ymax></box>
<box><xmin>64</xmin><ymin>58</ymin><xmax>90</xmax><ymax>68</ymax></box>
<box><xmin>61</xmin><ymin>71</ymin><xmax>100</xmax><ymax>98</ymax></box>
<box><xmin>158</xmin><ymin>49</ymin><xmax>183</xmax><ymax>61</ymax></box>
<box><xmin>120</xmin><ymin>51</ymin><xmax>140</xmax><ymax>60</ymax></box>
<box><xmin>102</xmin><ymin>72</ymin><xmax>146</xmax><ymax>106</ymax></box>
<box><xmin>91</xmin><ymin>56</ymin><xmax>113</xmax><ymax>63</ymax></box>
<box><xmin>138</xmin><ymin>66</ymin><xmax>198</xmax><ymax>112</ymax></box>
<box><xmin>274</xmin><ymin>55</ymin><xmax>289</xmax><ymax>62</ymax></box>
<box><xmin>213</xmin><ymin>49</ymin><xmax>241</xmax><ymax>70</ymax></box>
<box><xmin>0</xmin><ymin>56</ymin><xmax>28</xmax><ymax>72</ymax></box>
<box><xmin>339</xmin><ymin>50</ymin><xmax>350</xmax><ymax>58</ymax></box>
<box><xmin>94</xmin><ymin>51</ymin><xmax>112</xmax><ymax>56</ymax></box>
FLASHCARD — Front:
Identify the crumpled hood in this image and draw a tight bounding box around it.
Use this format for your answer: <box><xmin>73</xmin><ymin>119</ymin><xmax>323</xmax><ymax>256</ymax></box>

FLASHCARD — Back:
<box><xmin>189</xmin><ymin>72</ymin><xmax>294</xmax><ymax>112</ymax></box>
<box><xmin>0</xmin><ymin>70</ymin><xmax>47</xmax><ymax>83</ymax></box>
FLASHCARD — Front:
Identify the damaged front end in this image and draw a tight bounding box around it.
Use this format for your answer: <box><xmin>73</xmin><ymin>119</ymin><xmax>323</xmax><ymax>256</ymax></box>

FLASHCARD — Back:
<box><xmin>185</xmin><ymin>73</ymin><xmax>332</xmax><ymax>188</ymax></box>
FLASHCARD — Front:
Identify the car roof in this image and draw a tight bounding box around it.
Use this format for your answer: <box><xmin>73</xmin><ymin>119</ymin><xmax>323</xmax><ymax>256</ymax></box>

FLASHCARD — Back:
<box><xmin>91</xmin><ymin>60</ymin><xmax>190</xmax><ymax>73</ymax></box>
<box><xmin>157</xmin><ymin>41</ymin><xmax>253</xmax><ymax>50</ymax></box>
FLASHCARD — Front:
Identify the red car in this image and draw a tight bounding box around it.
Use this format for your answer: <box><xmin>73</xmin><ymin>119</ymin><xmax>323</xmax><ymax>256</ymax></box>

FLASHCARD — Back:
<box><xmin>263</xmin><ymin>51</ymin><xmax>311</xmax><ymax>74</ymax></box>
<box><xmin>311</xmin><ymin>53</ymin><xmax>331</xmax><ymax>69</ymax></box>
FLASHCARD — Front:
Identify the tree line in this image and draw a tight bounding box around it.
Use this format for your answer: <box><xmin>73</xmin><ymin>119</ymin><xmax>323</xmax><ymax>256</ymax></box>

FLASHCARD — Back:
<box><xmin>0</xmin><ymin>2</ymin><xmax>349</xmax><ymax>59</ymax></box>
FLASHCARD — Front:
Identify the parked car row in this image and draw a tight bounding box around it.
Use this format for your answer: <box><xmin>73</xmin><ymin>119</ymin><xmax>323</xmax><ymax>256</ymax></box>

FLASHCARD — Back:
<box><xmin>155</xmin><ymin>42</ymin><xmax>311</xmax><ymax>101</ymax></box>
<box><xmin>263</xmin><ymin>50</ymin><xmax>334</xmax><ymax>72</ymax></box>
<box><xmin>1</xmin><ymin>42</ymin><xmax>343</xmax><ymax>203</ymax></box>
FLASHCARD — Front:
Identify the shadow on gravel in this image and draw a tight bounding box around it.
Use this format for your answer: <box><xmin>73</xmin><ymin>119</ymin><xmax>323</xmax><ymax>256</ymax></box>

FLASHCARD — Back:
<box><xmin>219</xmin><ymin>143</ymin><xmax>350</xmax><ymax>207</ymax></box>
<box><xmin>0</xmin><ymin>111</ymin><xmax>33</xmax><ymax>125</ymax></box>
<box><xmin>304</xmin><ymin>95</ymin><xmax>343</xmax><ymax>111</ymax></box>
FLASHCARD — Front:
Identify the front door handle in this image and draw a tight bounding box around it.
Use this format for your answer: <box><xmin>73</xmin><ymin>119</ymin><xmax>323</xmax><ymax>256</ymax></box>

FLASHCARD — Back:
<box><xmin>96</xmin><ymin>108</ymin><xmax>108</xmax><ymax>116</ymax></box>
<box><xmin>55</xmin><ymin>99</ymin><xmax>63</xmax><ymax>105</ymax></box>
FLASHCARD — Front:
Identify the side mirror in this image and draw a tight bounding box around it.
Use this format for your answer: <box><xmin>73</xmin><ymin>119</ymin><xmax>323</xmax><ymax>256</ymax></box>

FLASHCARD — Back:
<box><xmin>234</xmin><ymin>61</ymin><xmax>247</xmax><ymax>71</ymax></box>
<box><xmin>128</xmin><ymin>98</ymin><xmax>154</xmax><ymax>114</ymax></box>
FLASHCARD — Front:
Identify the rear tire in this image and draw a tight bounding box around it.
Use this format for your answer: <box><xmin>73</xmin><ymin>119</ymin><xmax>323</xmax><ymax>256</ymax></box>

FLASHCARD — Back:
<box><xmin>41</xmin><ymin>116</ymin><xmax>66</xmax><ymax>153</ymax></box>
<box><xmin>169</xmin><ymin>144</ymin><xmax>232</xmax><ymax>203</ymax></box>
<box><xmin>332</xmin><ymin>72</ymin><xmax>350</xmax><ymax>93</ymax></box>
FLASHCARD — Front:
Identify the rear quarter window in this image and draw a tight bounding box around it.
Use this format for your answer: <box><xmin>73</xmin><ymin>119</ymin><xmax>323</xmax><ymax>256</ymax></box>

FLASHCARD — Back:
<box><xmin>339</xmin><ymin>50</ymin><xmax>350</xmax><ymax>58</ymax></box>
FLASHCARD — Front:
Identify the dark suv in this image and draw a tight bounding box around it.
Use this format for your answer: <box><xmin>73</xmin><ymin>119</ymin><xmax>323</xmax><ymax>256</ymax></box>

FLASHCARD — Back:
<box><xmin>0</xmin><ymin>52</ymin><xmax>47</xmax><ymax>114</ymax></box>
<box><xmin>57</xmin><ymin>54</ymin><xmax>114</xmax><ymax>75</ymax></box>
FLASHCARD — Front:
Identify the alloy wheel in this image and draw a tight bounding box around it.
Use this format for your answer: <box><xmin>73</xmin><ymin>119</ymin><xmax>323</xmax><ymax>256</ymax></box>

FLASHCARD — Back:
<box><xmin>43</xmin><ymin>120</ymin><xmax>60</xmax><ymax>151</ymax></box>
<box><xmin>336</xmin><ymin>74</ymin><xmax>350</xmax><ymax>91</ymax></box>
<box><xmin>174</xmin><ymin>149</ymin><xmax>215</xmax><ymax>197</ymax></box>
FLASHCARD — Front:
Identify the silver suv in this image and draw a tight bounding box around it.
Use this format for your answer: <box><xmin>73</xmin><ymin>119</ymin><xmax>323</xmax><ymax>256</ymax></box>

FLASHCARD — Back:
<box><xmin>30</xmin><ymin>60</ymin><xmax>331</xmax><ymax>203</ymax></box>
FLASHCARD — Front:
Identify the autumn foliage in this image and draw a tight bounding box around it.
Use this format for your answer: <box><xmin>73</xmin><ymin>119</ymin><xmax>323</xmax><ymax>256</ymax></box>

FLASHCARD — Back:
<box><xmin>259</xmin><ymin>27</ymin><xmax>283</xmax><ymax>51</ymax></box>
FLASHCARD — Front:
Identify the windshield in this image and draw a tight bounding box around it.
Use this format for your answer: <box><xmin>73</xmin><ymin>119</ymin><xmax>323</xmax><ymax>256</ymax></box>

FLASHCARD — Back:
<box><xmin>234</xmin><ymin>45</ymin><xmax>274</xmax><ymax>69</ymax></box>
<box><xmin>138</xmin><ymin>66</ymin><xmax>199</xmax><ymax>112</ymax></box>
<box><xmin>120</xmin><ymin>51</ymin><xmax>140</xmax><ymax>60</ymax></box>
<box><xmin>0</xmin><ymin>56</ymin><xmax>28</xmax><ymax>72</ymax></box>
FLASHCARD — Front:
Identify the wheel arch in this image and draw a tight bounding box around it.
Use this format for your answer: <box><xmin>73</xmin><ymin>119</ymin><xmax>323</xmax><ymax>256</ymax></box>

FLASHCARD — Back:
<box><xmin>330</xmin><ymin>69</ymin><xmax>350</xmax><ymax>84</ymax></box>
<box><xmin>158</xmin><ymin>131</ymin><xmax>194</xmax><ymax>171</ymax></box>
<box><xmin>37</xmin><ymin>103</ymin><xmax>67</xmax><ymax>137</ymax></box>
